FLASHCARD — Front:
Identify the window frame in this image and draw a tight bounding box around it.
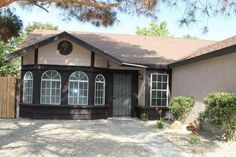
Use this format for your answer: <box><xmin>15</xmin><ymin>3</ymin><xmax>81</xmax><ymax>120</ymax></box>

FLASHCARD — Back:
<box><xmin>150</xmin><ymin>73</ymin><xmax>169</xmax><ymax>107</ymax></box>
<box><xmin>94</xmin><ymin>74</ymin><xmax>105</xmax><ymax>106</ymax></box>
<box><xmin>68</xmin><ymin>71</ymin><xmax>89</xmax><ymax>105</ymax></box>
<box><xmin>23</xmin><ymin>71</ymin><xmax>33</xmax><ymax>104</ymax></box>
<box><xmin>40</xmin><ymin>70</ymin><xmax>61</xmax><ymax>105</ymax></box>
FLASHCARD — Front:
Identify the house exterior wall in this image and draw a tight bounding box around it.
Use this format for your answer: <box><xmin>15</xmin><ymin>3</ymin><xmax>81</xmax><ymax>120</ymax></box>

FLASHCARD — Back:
<box><xmin>23</xmin><ymin>51</ymin><xmax>34</xmax><ymax>65</ymax></box>
<box><xmin>172</xmin><ymin>52</ymin><xmax>236</xmax><ymax>122</ymax></box>
<box><xmin>138</xmin><ymin>68</ymin><xmax>146</xmax><ymax>106</ymax></box>
<box><xmin>19</xmin><ymin>38</ymin><xmax>166</xmax><ymax>120</ymax></box>
<box><xmin>37</xmin><ymin>39</ymin><xmax>91</xmax><ymax>66</ymax></box>
<box><xmin>94</xmin><ymin>54</ymin><xmax>108</xmax><ymax>68</ymax></box>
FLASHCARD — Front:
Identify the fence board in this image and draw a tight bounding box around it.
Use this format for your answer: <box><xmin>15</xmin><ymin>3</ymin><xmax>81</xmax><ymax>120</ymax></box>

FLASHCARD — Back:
<box><xmin>0</xmin><ymin>76</ymin><xmax>16</xmax><ymax>118</ymax></box>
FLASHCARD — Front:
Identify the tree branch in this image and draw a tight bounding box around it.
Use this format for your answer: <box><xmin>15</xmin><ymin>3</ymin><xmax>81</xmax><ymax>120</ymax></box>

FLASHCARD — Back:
<box><xmin>77</xmin><ymin>0</ymin><xmax>119</xmax><ymax>9</ymax></box>
<box><xmin>0</xmin><ymin>0</ymin><xmax>119</xmax><ymax>9</ymax></box>
<box><xmin>0</xmin><ymin>0</ymin><xmax>14</xmax><ymax>8</ymax></box>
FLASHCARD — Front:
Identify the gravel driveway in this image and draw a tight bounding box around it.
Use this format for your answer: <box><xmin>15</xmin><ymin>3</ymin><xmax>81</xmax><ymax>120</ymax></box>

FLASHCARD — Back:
<box><xmin>0</xmin><ymin>118</ymin><xmax>188</xmax><ymax>157</ymax></box>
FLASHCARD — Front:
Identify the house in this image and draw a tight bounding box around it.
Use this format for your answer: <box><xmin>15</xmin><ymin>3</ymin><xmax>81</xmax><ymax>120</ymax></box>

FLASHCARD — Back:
<box><xmin>6</xmin><ymin>30</ymin><xmax>234</xmax><ymax>120</ymax></box>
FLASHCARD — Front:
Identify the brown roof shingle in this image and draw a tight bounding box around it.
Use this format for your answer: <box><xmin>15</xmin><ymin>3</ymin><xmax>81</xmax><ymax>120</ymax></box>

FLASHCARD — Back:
<box><xmin>182</xmin><ymin>35</ymin><xmax>236</xmax><ymax>60</ymax></box>
<box><xmin>169</xmin><ymin>35</ymin><xmax>236</xmax><ymax>67</ymax></box>
<box><xmin>8</xmin><ymin>30</ymin><xmax>215</xmax><ymax>68</ymax></box>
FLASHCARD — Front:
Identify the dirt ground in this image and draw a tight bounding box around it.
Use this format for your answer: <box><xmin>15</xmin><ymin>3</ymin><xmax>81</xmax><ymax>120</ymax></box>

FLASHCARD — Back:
<box><xmin>0</xmin><ymin>118</ymin><xmax>188</xmax><ymax>157</ymax></box>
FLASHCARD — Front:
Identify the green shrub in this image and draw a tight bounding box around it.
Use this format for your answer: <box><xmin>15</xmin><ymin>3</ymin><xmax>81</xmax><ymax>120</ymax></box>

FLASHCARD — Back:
<box><xmin>202</xmin><ymin>92</ymin><xmax>236</xmax><ymax>141</ymax></box>
<box><xmin>156</xmin><ymin>121</ymin><xmax>164</xmax><ymax>129</ymax></box>
<box><xmin>140</xmin><ymin>113</ymin><xmax>149</xmax><ymax>121</ymax></box>
<box><xmin>169</xmin><ymin>96</ymin><xmax>194</xmax><ymax>121</ymax></box>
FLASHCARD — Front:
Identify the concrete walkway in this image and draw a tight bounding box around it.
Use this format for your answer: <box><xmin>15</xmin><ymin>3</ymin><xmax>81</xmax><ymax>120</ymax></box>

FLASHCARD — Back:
<box><xmin>0</xmin><ymin>118</ymin><xmax>189</xmax><ymax>157</ymax></box>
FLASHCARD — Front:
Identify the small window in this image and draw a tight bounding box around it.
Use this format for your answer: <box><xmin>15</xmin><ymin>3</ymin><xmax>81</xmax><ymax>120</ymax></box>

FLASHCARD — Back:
<box><xmin>23</xmin><ymin>72</ymin><xmax>33</xmax><ymax>104</ymax></box>
<box><xmin>95</xmin><ymin>74</ymin><xmax>105</xmax><ymax>105</ymax></box>
<box><xmin>40</xmin><ymin>70</ymin><xmax>61</xmax><ymax>105</ymax></box>
<box><xmin>150</xmin><ymin>73</ymin><xmax>169</xmax><ymax>107</ymax></box>
<box><xmin>68</xmin><ymin>71</ymin><xmax>89</xmax><ymax>105</ymax></box>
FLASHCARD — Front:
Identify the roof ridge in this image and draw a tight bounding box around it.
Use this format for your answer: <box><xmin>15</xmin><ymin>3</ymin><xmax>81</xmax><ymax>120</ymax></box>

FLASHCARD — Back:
<box><xmin>30</xmin><ymin>29</ymin><xmax>215</xmax><ymax>42</ymax></box>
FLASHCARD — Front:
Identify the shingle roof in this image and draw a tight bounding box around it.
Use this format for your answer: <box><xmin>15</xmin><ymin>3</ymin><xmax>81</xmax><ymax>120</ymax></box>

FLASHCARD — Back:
<box><xmin>169</xmin><ymin>35</ymin><xmax>236</xmax><ymax>67</ymax></box>
<box><xmin>182</xmin><ymin>35</ymin><xmax>236</xmax><ymax>60</ymax></box>
<box><xmin>6</xmin><ymin>30</ymin><xmax>214</xmax><ymax>68</ymax></box>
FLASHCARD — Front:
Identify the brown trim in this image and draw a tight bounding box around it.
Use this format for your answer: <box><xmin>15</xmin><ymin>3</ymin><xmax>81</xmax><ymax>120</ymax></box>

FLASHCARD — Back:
<box><xmin>19</xmin><ymin>104</ymin><xmax>110</xmax><ymax>120</ymax></box>
<box><xmin>15</xmin><ymin>79</ymin><xmax>21</xmax><ymax>118</ymax></box>
<box><xmin>91</xmin><ymin>51</ymin><xmax>95</xmax><ymax>67</ymax></box>
<box><xmin>21</xmin><ymin>57</ymin><xmax>23</xmax><ymax>67</ymax></box>
<box><xmin>34</xmin><ymin>48</ymin><xmax>38</xmax><ymax>65</ymax></box>
<box><xmin>169</xmin><ymin>45</ymin><xmax>236</xmax><ymax>68</ymax></box>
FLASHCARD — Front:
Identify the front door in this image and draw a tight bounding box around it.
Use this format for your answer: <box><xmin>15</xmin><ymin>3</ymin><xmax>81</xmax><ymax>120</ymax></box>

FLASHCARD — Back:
<box><xmin>113</xmin><ymin>73</ymin><xmax>132</xmax><ymax>116</ymax></box>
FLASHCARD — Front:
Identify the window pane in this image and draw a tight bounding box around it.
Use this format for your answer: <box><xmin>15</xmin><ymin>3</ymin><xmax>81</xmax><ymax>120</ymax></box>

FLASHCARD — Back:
<box><xmin>152</xmin><ymin>74</ymin><xmax>157</xmax><ymax>81</ymax></box>
<box><xmin>23</xmin><ymin>72</ymin><xmax>33</xmax><ymax>104</ymax></box>
<box><xmin>68</xmin><ymin>71</ymin><xmax>89</xmax><ymax>105</ymax></box>
<box><xmin>162</xmin><ymin>83</ymin><xmax>167</xmax><ymax>90</ymax></box>
<box><xmin>162</xmin><ymin>99</ymin><xmax>167</xmax><ymax>106</ymax></box>
<box><xmin>150</xmin><ymin>73</ymin><xmax>169</xmax><ymax>107</ymax></box>
<box><xmin>162</xmin><ymin>91</ymin><xmax>167</xmax><ymax>99</ymax></box>
<box><xmin>95</xmin><ymin>74</ymin><xmax>105</xmax><ymax>105</ymax></box>
<box><xmin>156</xmin><ymin>99</ymin><xmax>162</xmax><ymax>106</ymax></box>
<box><xmin>163</xmin><ymin>75</ymin><xmax>167</xmax><ymax>82</ymax></box>
<box><xmin>157</xmin><ymin>75</ymin><xmax>162</xmax><ymax>82</ymax></box>
<box><xmin>41</xmin><ymin>70</ymin><xmax>61</xmax><ymax>104</ymax></box>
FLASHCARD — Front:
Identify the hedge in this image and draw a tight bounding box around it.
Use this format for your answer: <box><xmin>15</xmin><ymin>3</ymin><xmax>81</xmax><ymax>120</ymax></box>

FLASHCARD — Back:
<box><xmin>169</xmin><ymin>96</ymin><xmax>194</xmax><ymax>121</ymax></box>
<box><xmin>202</xmin><ymin>92</ymin><xmax>236</xmax><ymax>141</ymax></box>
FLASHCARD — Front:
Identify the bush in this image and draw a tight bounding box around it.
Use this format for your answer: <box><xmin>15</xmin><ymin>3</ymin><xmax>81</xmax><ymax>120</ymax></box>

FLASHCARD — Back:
<box><xmin>169</xmin><ymin>96</ymin><xmax>194</xmax><ymax>121</ymax></box>
<box><xmin>156</xmin><ymin>121</ymin><xmax>164</xmax><ymax>129</ymax></box>
<box><xmin>140</xmin><ymin>113</ymin><xmax>149</xmax><ymax>121</ymax></box>
<box><xmin>202</xmin><ymin>92</ymin><xmax>236</xmax><ymax>141</ymax></box>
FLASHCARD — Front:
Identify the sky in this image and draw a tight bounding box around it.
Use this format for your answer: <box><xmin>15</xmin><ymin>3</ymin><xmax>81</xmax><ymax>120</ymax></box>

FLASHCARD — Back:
<box><xmin>11</xmin><ymin>3</ymin><xmax>236</xmax><ymax>41</ymax></box>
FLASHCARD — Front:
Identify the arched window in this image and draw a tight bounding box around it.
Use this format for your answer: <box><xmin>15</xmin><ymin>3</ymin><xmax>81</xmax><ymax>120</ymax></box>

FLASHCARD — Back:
<box><xmin>95</xmin><ymin>74</ymin><xmax>105</xmax><ymax>105</ymax></box>
<box><xmin>23</xmin><ymin>72</ymin><xmax>33</xmax><ymax>104</ymax></box>
<box><xmin>68</xmin><ymin>71</ymin><xmax>89</xmax><ymax>105</ymax></box>
<box><xmin>40</xmin><ymin>70</ymin><xmax>61</xmax><ymax>105</ymax></box>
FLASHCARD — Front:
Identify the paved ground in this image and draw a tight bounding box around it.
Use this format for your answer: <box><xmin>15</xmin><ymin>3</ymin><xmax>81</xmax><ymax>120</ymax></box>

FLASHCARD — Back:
<box><xmin>0</xmin><ymin>118</ymin><xmax>189</xmax><ymax>157</ymax></box>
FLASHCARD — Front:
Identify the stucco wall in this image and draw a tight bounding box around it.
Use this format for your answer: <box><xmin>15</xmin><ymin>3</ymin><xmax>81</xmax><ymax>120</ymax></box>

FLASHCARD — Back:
<box><xmin>37</xmin><ymin>39</ymin><xmax>91</xmax><ymax>66</ymax></box>
<box><xmin>172</xmin><ymin>52</ymin><xmax>236</xmax><ymax>122</ymax></box>
<box><xmin>23</xmin><ymin>51</ymin><xmax>34</xmax><ymax>65</ymax></box>
<box><xmin>94</xmin><ymin>54</ymin><xmax>108</xmax><ymax>68</ymax></box>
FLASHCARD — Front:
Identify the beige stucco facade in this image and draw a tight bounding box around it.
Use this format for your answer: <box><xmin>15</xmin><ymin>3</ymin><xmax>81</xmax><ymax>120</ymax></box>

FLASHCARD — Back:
<box><xmin>138</xmin><ymin>68</ymin><xmax>146</xmax><ymax>106</ymax></box>
<box><xmin>38</xmin><ymin>39</ymin><xmax>91</xmax><ymax>66</ymax></box>
<box><xmin>172</xmin><ymin>52</ymin><xmax>236</xmax><ymax>122</ymax></box>
<box><xmin>23</xmin><ymin>39</ymin><xmax>91</xmax><ymax>66</ymax></box>
<box><xmin>23</xmin><ymin>51</ymin><xmax>34</xmax><ymax>65</ymax></box>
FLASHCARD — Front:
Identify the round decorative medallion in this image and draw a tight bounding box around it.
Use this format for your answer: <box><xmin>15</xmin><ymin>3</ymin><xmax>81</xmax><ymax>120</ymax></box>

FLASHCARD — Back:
<box><xmin>57</xmin><ymin>40</ymin><xmax>73</xmax><ymax>55</ymax></box>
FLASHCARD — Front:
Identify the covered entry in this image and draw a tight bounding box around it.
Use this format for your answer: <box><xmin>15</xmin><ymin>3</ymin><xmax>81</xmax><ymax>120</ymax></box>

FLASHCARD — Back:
<box><xmin>113</xmin><ymin>73</ymin><xmax>132</xmax><ymax>116</ymax></box>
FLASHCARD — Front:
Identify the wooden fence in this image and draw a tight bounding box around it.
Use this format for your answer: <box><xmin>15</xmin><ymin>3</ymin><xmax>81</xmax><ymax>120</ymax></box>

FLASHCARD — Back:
<box><xmin>0</xmin><ymin>76</ymin><xmax>17</xmax><ymax>118</ymax></box>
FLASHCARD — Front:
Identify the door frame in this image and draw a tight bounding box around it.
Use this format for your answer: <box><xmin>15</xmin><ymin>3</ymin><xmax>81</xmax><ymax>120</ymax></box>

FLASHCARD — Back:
<box><xmin>111</xmin><ymin>70</ymin><xmax>138</xmax><ymax>117</ymax></box>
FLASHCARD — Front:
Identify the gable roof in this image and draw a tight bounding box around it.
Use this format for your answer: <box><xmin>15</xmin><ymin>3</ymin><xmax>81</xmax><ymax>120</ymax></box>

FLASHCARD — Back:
<box><xmin>4</xmin><ymin>30</ymin><xmax>214</xmax><ymax>68</ymax></box>
<box><xmin>169</xmin><ymin>35</ymin><xmax>236</xmax><ymax>68</ymax></box>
